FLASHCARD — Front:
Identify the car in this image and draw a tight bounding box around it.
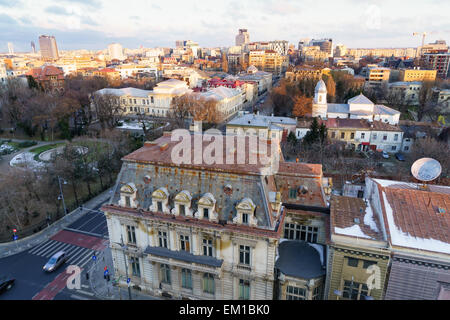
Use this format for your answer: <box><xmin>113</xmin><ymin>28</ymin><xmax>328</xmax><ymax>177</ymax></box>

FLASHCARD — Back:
<box><xmin>43</xmin><ymin>251</ymin><xmax>67</xmax><ymax>272</ymax></box>
<box><xmin>0</xmin><ymin>276</ymin><xmax>15</xmax><ymax>294</ymax></box>
<box><xmin>395</xmin><ymin>153</ymin><xmax>405</xmax><ymax>161</ymax></box>
<box><xmin>382</xmin><ymin>151</ymin><xmax>389</xmax><ymax>159</ymax></box>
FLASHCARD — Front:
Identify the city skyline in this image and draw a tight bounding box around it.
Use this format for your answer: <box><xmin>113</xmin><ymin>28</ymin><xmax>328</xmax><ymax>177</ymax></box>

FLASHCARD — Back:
<box><xmin>0</xmin><ymin>0</ymin><xmax>449</xmax><ymax>52</ymax></box>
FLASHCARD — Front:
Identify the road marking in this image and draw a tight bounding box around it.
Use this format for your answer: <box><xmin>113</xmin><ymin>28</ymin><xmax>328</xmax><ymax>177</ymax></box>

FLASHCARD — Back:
<box><xmin>81</xmin><ymin>284</ymin><xmax>89</xmax><ymax>289</ymax></box>
<box><xmin>30</xmin><ymin>240</ymin><xmax>54</xmax><ymax>255</ymax></box>
<box><xmin>74</xmin><ymin>289</ymin><xmax>95</xmax><ymax>296</ymax></box>
<box><xmin>68</xmin><ymin>248</ymin><xmax>91</xmax><ymax>265</ymax></box>
<box><xmin>78</xmin><ymin>253</ymin><xmax>93</xmax><ymax>268</ymax></box>
<box><xmin>44</xmin><ymin>242</ymin><xmax>72</xmax><ymax>257</ymax></box>
<box><xmin>66</xmin><ymin>246</ymin><xmax>85</xmax><ymax>263</ymax></box>
<box><xmin>39</xmin><ymin>241</ymin><xmax>66</xmax><ymax>257</ymax></box>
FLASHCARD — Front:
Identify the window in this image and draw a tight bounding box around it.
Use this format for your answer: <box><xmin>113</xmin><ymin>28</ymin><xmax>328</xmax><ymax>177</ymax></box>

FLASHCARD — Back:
<box><xmin>404</xmin><ymin>146</ymin><xmax>409</xmax><ymax>151</ymax></box>
<box><xmin>331</xmin><ymin>132</ymin><xmax>336</xmax><ymax>139</ymax></box>
<box><xmin>203</xmin><ymin>273</ymin><xmax>215</xmax><ymax>294</ymax></box>
<box><xmin>391</xmin><ymin>146</ymin><xmax>396</xmax><ymax>151</ymax></box>
<box><xmin>125</xmin><ymin>196</ymin><xmax>131</xmax><ymax>208</ymax></box>
<box><xmin>394</xmin><ymin>134</ymin><xmax>399</xmax><ymax>141</ymax></box>
<box><xmin>242</xmin><ymin>213</ymin><xmax>249</xmax><ymax>224</ymax></box>
<box><xmin>133</xmin><ymin>99</ymin><xmax>136</xmax><ymax>104</ymax></box>
<box><xmin>181</xmin><ymin>268</ymin><xmax>192</xmax><ymax>289</ymax></box>
<box><xmin>239</xmin><ymin>245</ymin><xmax>251</xmax><ymax>265</ymax></box>
<box><xmin>239</xmin><ymin>279</ymin><xmax>250</xmax><ymax>300</ymax></box>
<box><xmin>313</xmin><ymin>286</ymin><xmax>322</xmax><ymax>300</ymax></box>
<box><xmin>158</xmin><ymin>231</ymin><xmax>168</xmax><ymax>248</ymax></box>
<box><xmin>350</xmin><ymin>132</ymin><xmax>355</xmax><ymax>139</ymax></box>
<box><xmin>157</xmin><ymin>201</ymin><xmax>163</xmax><ymax>212</ymax></box>
<box><xmin>160</xmin><ymin>264</ymin><xmax>171</xmax><ymax>284</ymax></box>
<box><xmin>373</xmin><ymin>133</ymin><xmax>377</xmax><ymax>140</ymax></box>
<box><xmin>203</xmin><ymin>208</ymin><xmax>209</xmax><ymax>219</ymax></box>
<box><xmin>179</xmin><ymin>204</ymin><xmax>186</xmax><ymax>216</ymax></box>
<box><xmin>130</xmin><ymin>256</ymin><xmax>140</xmax><ymax>277</ymax></box>
<box><xmin>347</xmin><ymin>257</ymin><xmax>359</xmax><ymax>267</ymax></box>
<box><xmin>383</xmin><ymin>135</ymin><xmax>387</xmax><ymax>141</ymax></box>
<box><xmin>151</xmin><ymin>96</ymin><xmax>154</xmax><ymax>103</ymax></box>
<box><xmin>284</xmin><ymin>223</ymin><xmax>318</xmax><ymax>243</ymax></box>
<box><xmin>286</xmin><ymin>286</ymin><xmax>306</xmax><ymax>300</ymax></box>
<box><xmin>289</xmin><ymin>188</ymin><xmax>297</xmax><ymax>199</ymax></box>
<box><xmin>342</xmin><ymin>281</ymin><xmax>369</xmax><ymax>300</ymax></box>
<box><xmin>363</xmin><ymin>260</ymin><xmax>377</xmax><ymax>269</ymax></box>
<box><xmin>180</xmin><ymin>235</ymin><xmax>190</xmax><ymax>252</ymax></box>
<box><xmin>129</xmin><ymin>98</ymin><xmax>132</xmax><ymax>104</ymax></box>
<box><xmin>361</xmin><ymin>133</ymin><xmax>365</xmax><ymax>139</ymax></box>
<box><xmin>127</xmin><ymin>226</ymin><xmax>136</xmax><ymax>244</ymax></box>
<box><xmin>341</xmin><ymin>132</ymin><xmax>345</xmax><ymax>139</ymax></box>
<box><xmin>203</xmin><ymin>239</ymin><xmax>213</xmax><ymax>257</ymax></box>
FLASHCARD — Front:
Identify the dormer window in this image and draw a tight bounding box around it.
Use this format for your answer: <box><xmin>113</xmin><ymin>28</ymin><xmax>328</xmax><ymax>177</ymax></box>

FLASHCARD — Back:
<box><xmin>150</xmin><ymin>187</ymin><xmax>170</xmax><ymax>214</ymax></box>
<box><xmin>195</xmin><ymin>193</ymin><xmax>218</xmax><ymax>222</ymax></box>
<box><xmin>119</xmin><ymin>183</ymin><xmax>138</xmax><ymax>208</ymax></box>
<box><xmin>233</xmin><ymin>198</ymin><xmax>257</xmax><ymax>227</ymax></box>
<box><xmin>172</xmin><ymin>190</ymin><xmax>193</xmax><ymax>216</ymax></box>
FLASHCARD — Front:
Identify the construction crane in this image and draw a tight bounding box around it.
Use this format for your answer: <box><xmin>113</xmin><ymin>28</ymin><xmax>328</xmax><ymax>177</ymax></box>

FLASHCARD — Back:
<box><xmin>413</xmin><ymin>32</ymin><xmax>428</xmax><ymax>47</ymax></box>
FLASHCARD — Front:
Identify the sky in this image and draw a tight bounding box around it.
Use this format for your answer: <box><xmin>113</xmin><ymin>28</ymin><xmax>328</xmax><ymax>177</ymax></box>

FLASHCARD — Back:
<box><xmin>1</xmin><ymin>0</ymin><xmax>449</xmax><ymax>52</ymax></box>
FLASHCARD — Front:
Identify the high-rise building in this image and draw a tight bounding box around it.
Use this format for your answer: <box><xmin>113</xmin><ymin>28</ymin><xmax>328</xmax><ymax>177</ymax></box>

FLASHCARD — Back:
<box><xmin>310</xmin><ymin>39</ymin><xmax>333</xmax><ymax>56</ymax></box>
<box><xmin>235</xmin><ymin>29</ymin><xmax>250</xmax><ymax>46</ymax></box>
<box><xmin>39</xmin><ymin>35</ymin><xmax>59</xmax><ymax>60</ymax></box>
<box><xmin>31</xmin><ymin>41</ymin><xmax>36</xmax><ymax>54</ymax></box>
<box><xmin>7</xmin><ymin>42</ymin><xmax>14</xmax><ymax>55</ymax></box>
<box><xmin>108</xmin><ymin>43</ymin><xmax>125</xmax><ymax>61</ymax></box>
<box><xmin>269</xmin><ymin>40</ymin><xmax>289</xmax><ymax>56</ymax></box>
<box><xmin>421</xmin><ymin>52</ymin><xmax>450</xmax><ymax>79</ymax></box>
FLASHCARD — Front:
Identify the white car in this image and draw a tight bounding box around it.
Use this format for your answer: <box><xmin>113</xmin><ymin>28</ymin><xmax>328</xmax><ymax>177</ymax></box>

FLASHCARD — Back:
<box><xmin>382</xmin><ymin>151</ymin><xmax>389</xmax><ymax>159</ymax></box>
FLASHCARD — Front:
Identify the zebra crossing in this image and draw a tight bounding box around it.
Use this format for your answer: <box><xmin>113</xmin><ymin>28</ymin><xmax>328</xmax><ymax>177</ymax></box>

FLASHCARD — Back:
<box><xmin>28</xmin><ymin>239</ymin><xmax>95</xmax><ymax>269</ymax></box>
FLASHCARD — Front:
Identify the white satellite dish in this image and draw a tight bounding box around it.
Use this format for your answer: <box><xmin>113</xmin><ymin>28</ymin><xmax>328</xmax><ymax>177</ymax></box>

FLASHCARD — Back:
<box><xmin>411</xmin><ymin>158</ymin><xmax>442</xmax><ymax>182</ymax></box>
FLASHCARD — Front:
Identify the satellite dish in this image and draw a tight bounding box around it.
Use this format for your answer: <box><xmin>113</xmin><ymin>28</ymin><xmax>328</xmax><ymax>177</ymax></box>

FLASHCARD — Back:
<box><xmin>411</xmin><ymin>158</ymin><xmax>442</xmax><ymax>182</ymax></box>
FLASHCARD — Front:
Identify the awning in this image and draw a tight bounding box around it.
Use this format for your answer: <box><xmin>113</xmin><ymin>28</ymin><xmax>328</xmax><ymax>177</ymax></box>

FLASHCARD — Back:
<box><xmin>362</xmin><ymin>142</ymin><xmax>370</xmax><ymax>146</ymax></box>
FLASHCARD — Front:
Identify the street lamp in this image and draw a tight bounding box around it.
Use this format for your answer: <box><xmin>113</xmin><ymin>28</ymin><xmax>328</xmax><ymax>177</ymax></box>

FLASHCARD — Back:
<box><xmin>114</xmin><ymin>234</ymin><xmax>132</xmax><ymax>300</ymax></box>
<box><xmin>57</xmin><ymin>176</ymin><xmax>68</xmax><ymax>216</ymax></box>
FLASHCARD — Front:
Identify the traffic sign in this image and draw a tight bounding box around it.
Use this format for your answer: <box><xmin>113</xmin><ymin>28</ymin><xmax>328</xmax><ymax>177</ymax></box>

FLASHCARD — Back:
<box><xmin>92</xmin><ymin>255</ymin><xmax>96</xmax><ymax>261</ymax></box>
<box><xmin>104</xmin><ymin>269</ymin><xmax>109</xmax><ymax>276</ymax></box>
<box><xmin>104</xmin><ymin>266</ymin><xmax>108</xmax><ymax>271</ymax></box>
<box><xmin>127</xmin><ymin>278</ymin><xmax>130</xmax><ymax>284</ymax></box>
<box><xmin>13</xmin><ymin>235</ymin><xmax>18</xmax><ymax>241</ymax></box>
<box><xmin>12</xmin><ymin>229</ymin><xmax>17</xmax><ymax>233</ymax></box>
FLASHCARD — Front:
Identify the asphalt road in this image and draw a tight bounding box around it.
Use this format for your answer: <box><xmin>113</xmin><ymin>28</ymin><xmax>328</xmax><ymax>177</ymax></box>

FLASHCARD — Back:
<box><xmin>0</xmin><ymin>202</ymin><xmax>108</xmax><ymax>300</ymax></box>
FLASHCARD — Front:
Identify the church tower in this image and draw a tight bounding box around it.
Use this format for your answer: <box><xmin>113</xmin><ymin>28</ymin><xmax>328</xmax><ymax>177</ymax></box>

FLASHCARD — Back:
<box><xmin>312</xmin><ymin>79</ymin><xmax>328</xmax><ymax>118</ymax></box>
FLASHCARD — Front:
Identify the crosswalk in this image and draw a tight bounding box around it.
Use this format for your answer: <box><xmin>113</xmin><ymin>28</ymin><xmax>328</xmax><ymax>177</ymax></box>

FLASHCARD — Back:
<box><xmin>28</xmin><ymin>239</ymin><xmax>95</xmax><ymax>269</ymax></box>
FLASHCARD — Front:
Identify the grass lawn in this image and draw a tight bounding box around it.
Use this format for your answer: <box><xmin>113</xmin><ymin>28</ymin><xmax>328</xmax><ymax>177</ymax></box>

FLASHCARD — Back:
<box><xmin>29</xmin><ymin>143</ymin><xmax>65</xmax><ymax>161</ymax></box>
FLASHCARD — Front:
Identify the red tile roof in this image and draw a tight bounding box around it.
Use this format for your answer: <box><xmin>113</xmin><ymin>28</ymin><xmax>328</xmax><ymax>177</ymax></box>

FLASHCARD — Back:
<box><xmin>330</xmin><ymin>196</ymin><xmax>384</xmax><ymax>241</ymax></box>
<box><xmin>375</xmin><ymin>179</ymin><xmax>450</xmax><ymax>254</ymax></box>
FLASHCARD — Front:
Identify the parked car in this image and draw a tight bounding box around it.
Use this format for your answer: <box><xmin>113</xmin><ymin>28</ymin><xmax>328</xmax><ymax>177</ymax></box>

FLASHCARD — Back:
<box><xmin>382</xmin><ymin>151</ymin><xmax>389</xmax><ymax>159</ymax></box>
<box><xmin>43</xmin><ymin>251</ymin><xmax>67</xmax><ymax>272</ymax></box>
<box><xmin>395</xmin><ymin>153</ymin><xmax>405</xmax><ymax>161</ymax></box>
<box><xmin>0</xmin><ymin>276</ymin><xmax>15</xmax><ymax>294</ymax></box>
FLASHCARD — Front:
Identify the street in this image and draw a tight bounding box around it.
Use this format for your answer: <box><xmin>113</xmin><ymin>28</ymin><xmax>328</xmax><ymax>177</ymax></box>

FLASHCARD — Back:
<box><xmin>0</xmin><ymin>202</ymin><xmax>108</xmax><ymax>300</ymax></box>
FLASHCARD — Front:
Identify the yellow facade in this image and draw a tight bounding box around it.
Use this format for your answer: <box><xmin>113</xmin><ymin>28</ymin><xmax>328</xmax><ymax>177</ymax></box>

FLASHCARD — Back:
<box><xmin>398</xmin><ymin>69</ymin><xmax>437</xmax><ymax>82</ymax></box>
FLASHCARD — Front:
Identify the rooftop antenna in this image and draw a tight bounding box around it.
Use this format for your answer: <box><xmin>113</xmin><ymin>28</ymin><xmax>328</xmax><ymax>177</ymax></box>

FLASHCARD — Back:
<box><xmin>411</xmin><ymin>158</ymin><xmax>442</xmax><ymax>190</ymax></box>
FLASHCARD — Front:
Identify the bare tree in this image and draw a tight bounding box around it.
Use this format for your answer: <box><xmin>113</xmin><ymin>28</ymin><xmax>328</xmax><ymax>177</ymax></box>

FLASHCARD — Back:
<box><xmin>91</xmin><ymin>93</ymin><xmax>124</xmax><ymax>130</ymax></box>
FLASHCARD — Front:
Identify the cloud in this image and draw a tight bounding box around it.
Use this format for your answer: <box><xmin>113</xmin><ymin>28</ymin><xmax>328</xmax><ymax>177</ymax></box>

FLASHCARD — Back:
<box><xmin>45</xmin><ymin>6</ymin><xmax>73</xmax><ymax>16</ymax></box>
<box><xmin>0</xmin><ymin>13</ymin><xmax>17</xmax><ymax>25</ymax></box>
<box><xmin>80</xmin><ymin>15</ymin><xmax>99</xmax><ymax>26</ymax></box>
<box><xmin>59</xmin><ymin>0</ymin><xmax>103</xmax><ymax>8</ymax></box>
<box><xmin>0</xmin><ymin>0</ymin><xmax>22</xmax><ymax>7</ymax></box>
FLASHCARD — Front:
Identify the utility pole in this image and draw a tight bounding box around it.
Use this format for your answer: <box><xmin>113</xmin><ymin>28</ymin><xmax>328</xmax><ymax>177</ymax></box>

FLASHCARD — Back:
<box><xmin>58</xmin><ymin>176</ymin><xmax>68</xmax><ymax>216</ymax></box>
<box><xmin>120</xmin><ymin>234</ymin><xmax>132</xmax><ymax>300</ymax></box>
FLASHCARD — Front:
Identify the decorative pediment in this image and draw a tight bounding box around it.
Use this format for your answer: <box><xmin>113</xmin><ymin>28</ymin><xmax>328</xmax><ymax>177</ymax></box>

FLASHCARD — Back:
<box><xmin>152</xmin><ymin>187</ymin><xmax>169</xmax><ymax>200</ymax></box>
<box><xmin>198</xmin><ymin>193</ymin><xmax>216</xmax><ymax>207</ymax></box>
<box><xmin>236</xmin><ymin>198</ymin><xmax>256</xmax><ymax>212</ymax></box>
<box><xmin>174</xmin><ymin>190</ymin><xmax>192</xmax><ymax>203</ymax></box>
<box><xmin>121</xmin><ymin>183</ymin><xmax>137</xmax><ymax>194</ymax></box>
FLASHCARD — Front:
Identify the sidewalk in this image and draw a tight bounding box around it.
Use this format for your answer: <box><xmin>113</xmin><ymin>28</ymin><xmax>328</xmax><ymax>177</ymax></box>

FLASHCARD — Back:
<box><xmin>87</xmin><ymin>246</ymin><xmax>161</xmax><ymax>300</ymax></box>
<box><xmin>0</xmin><ymin>187</ymin><xmax>114</xmax><ymax>259</ymax></box>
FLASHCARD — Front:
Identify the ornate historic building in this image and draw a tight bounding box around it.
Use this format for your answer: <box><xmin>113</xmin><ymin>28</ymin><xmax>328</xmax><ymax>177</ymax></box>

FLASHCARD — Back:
<box><xmin>101</xmin><ymin>132</ymin><xmax>327</xmax><ymax>300</ymax></box>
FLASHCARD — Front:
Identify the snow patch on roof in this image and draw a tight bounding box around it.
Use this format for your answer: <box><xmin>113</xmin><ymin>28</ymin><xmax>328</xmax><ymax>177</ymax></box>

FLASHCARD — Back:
<box><xmin>382</xmin><ymin>191</ymin><xmax>450</xmax><ymax>254</ymax></box>
<box><xmin>335</xmin><ymin>225</ymin><xmax>372</xmax><ymax>239</ymax></box>
<box><xmin>364</xmin><ymin>204</ymin><xmax>379</xmax><ymax>233</ymax></box>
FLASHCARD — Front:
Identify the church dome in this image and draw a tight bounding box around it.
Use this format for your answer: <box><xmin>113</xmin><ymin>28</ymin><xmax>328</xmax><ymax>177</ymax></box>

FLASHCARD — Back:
<box><xmin>315</xmin><ymin>79</ymin><xmax>327</xmax><ymax>93</ymax></box>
